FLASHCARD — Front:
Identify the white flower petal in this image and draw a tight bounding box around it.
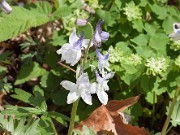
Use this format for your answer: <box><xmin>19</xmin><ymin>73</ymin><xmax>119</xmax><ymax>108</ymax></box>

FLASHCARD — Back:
<box><xmin>56</xmin><ymin>43</ymin><xmax>71</xmax><ymax>55</ymax></box>
<box><xmin>104</xmin><ymin>72</ymin><xmax>114</xmax><ymax>80</ymax></box>
<box><xmin>89</xmin><ymin>83</ymin><xmax>97</xmax><ymax>94</ymax></box>
<box><xmin>67</xmin><ymin>91</ymin><xmax>80</xmax><ymax>104</ymax></box>
<box><xmin>97</xmin><ymin>90</ymin><xmax>108</xmax><ymax>105</ymax></box>
<box><xmin>82</xmin><ymin>39</ymin><xmax>93</xmax><ymax>49</ymax></box>
<box><xmin>63</xmin><ymin>49</ymin><xmax>81</xmax><ymax>66</ymax></box>
<box><xmin>60</xmin><ymin>80</ymin><xmax>77</xmax><ymax>91</ymax></box>
<box><xmin>81</xmin><ymin>92</ymin><xmax>92</xmax><ymax>105</ymax></box>
<box><xmin>77</xmin><ymin>73</ymin><xmax>89</xmax><ymax>84</ymax></box>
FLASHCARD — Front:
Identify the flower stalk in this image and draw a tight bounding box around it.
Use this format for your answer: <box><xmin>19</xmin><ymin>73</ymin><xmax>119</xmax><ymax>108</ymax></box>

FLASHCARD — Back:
<box><xmin>161</xmin><ymin>87</ymin><xmax>180</xmax><ymax>135</ymax></box>
<box><xmin>67</xmin><ymin>37</ymin><xmax>93</xmax><ymax>135</ymax></box>
<box><xmin>67</xmin><ymin>98</ymin><xmax>80</xmax><ymax>135</ymax></box>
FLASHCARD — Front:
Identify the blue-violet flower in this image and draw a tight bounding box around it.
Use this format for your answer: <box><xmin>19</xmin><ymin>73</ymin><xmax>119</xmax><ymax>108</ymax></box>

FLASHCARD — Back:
<box><xmin>61</xmin><ymin>73</ymin><xmax>96</xmax><ymax>105</ymax></box>
<box><xmin>169</xmin><ymin>23</ymin><xmax>180</xmax><ymax>41</ymax></box>
<box><xmin>93</xmin><ymin>20</ymin><xmax>109</xmax><ymax>47</ymax></box>
<box><xmin>96</xmin><ymin>48</ymin><xmax>111</xmax><ymax>76</ymax></box>
<box><xmin>94</xmin><ymin>69</ymin><xmax>114</xmax><ymax>105</ymax></box>
<box><xmin>57</xmin><ymin>29</ymin><xmax>85</xmax><ymax>66</ymax></box>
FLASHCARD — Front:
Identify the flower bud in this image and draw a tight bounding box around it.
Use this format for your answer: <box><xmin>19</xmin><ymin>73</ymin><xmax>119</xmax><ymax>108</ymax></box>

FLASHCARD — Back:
<box><xmin>75</xmin><ymin>19</ymin><xmax>88</xmax><ymax>26</ymax></box>
<box><xmin>0</xmin><ymin>0</ymin><xmax>12</xmax><ymax>14</ymax></box>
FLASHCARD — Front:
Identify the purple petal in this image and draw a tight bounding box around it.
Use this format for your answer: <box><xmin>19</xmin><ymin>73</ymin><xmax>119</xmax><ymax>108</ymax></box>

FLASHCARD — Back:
<box><xmin>77</xmin><ymin>73</ymin><xmax>89</xmax><ymax>84</ymax></box>
<box><xmin>76</xmin><ymin>19</ymin><xmax>88</xmax><ymax>26</ymax></box>
<box><xmin>100</xmin><ymin>31</ymin><xmax>109</xmax><ymax>41</ymax></box>
<box><xmin>96</xmin><ymin>20</ymin><xmax>104</xmax><ymax>34</ymax></box>
<box><xmin>94</xmin><ymin>69</ymin><xmax>104</xmax><ymax>82</ymax></box>
<box><xmin>73</xmin><ymin>31</ymin><xmax>84</xmax><ymax>50</ymax></box>
<box><xmin>93</xmin><ymin>29</ymin><xmax>101</xmax><ymax>45</ymax></box>
<box><xmin>96</xmin><ymin>48</ymin><xmax>109</xmax><ymax>60</ymax></box>
<box><xmin>69</xmin><ymin>29</ymin><xmax>79</xmax><ymax>46</ymax></box>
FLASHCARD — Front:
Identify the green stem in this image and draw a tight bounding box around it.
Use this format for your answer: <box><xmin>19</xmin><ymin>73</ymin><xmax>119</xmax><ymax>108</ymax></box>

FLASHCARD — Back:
<box><xmin>152</xmin><ymin>91</ymin><xmax>156</xmax><ymax>122</ymax></box>
<box><xmin>67</xmin><ymin>38</ymin><xmax>93</xmax><ymax>135</ymax></box>
<box><xmin>50</xmin><ymin>117</ymin><xmax>58</xmax><ymax>135</ymax></box>
<box><xmin>166</xmin><ymin>125</ymin><xmax>173</xmax><ymax>134</ymax></box>
<box><xmin>161</xmin><ymin>87</ymin><xmax>180</xmax><ymax>135</ymax></box>
<box><xmin>67</xmin><ymin>98</ymin><xmax>80</xmax><ymax>135</ymax></box>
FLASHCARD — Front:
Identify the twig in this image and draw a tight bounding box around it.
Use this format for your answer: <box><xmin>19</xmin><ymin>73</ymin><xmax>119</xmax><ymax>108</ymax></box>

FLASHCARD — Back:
<box><xmin>57</xmin><ymin>61</ymin><xmax>76</xmax><ymax>73</ymax></box>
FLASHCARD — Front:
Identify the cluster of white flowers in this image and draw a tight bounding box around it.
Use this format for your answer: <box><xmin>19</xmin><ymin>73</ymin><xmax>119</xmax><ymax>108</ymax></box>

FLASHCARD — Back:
<box><xmin>57</xmin><ymin>20</ymin><xmax>114</xmax><ymax>105</ymax></box>
<box><xmin>109</xmin><ymin>46</ymin><xmax>124</xmax><ymax>63</ymax></box>
<box><xmin>175</xmin><ymin>55</ymin><xmax>180</xmax><ymax>68</ymax></box>
<box><xmin>123</xmin><ymin>54</ymin><xmax>142</xmax><ymax>66</ymax></box>
<box><xmin>123</xmin><ymin>1</ymin><xmax>142</xmax><ymax>21</ymax></box>
<box><xmin>145</xmin><ymin>57</ymin><xmax>169</xmax><ymax>76</ymax></box>
<box><xmin>170</xmin><ymin>40</ymin><xmax>180</xmax><ymax>51</ymax></box>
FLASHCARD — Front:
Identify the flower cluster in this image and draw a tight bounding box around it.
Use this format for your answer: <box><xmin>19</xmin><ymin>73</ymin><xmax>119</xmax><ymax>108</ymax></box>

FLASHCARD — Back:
<box><xmin>175</xmin><ymin>55</ymin><xmax>180</xmax><ymax>68</ymax></box>
<box><xmin>123</xmin><ymin>1</ymin><xmax>142</xmax><ymax>21</ymax></box>
<box><xmin>0</xmin><ymin>0</ymin><xmax>12</xmax><ymax>14</ymax></box>
<box><xmin>63</xmin><ymin>9</ymin><xmax>89</xmax><ymax>35</ymax></box>
<box><xmin>109</xmin><ymin>46</ymin><xmax>124</xmax><ymax>63</ymax></box>
<box><xmin>170</xmin><ymin>40</ymin><xmax>180</xmax><ymax>51</ymax></box>
<box><xmin>123</xmin><ymin>54</ymin><xmax>142</xmax><ymax>66</ymax></box>
<box><xmin>57</xmin><ymin>20</ymin><xmax>114</xmax><ymax>105</ymax></box>
<box><xmin>145</xmin><ymin>57</ymin><xmax>169</xmax><ymax>76</ymax></box>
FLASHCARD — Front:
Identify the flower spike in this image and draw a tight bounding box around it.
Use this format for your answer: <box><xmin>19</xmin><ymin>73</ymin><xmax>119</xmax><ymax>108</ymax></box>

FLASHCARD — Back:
<box><xmin>93</xmin><ymin>20</ymin><xmax>109</xmax><ymax>47</ymax></box>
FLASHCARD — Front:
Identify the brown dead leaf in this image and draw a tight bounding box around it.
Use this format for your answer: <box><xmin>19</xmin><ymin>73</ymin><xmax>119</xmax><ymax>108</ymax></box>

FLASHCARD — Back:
<box><xmin>105</xmin><ymin>96</ymin><xmax>140</xmax><ymax>116</ymax></box>
<box><xmin>74</xmin><ymin>96</ymin><xmax>151</xmax><ymax>135</ymax></box>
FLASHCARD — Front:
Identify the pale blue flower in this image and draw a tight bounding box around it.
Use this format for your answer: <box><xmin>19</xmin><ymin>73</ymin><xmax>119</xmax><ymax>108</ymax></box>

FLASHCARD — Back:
<box><xmin>96</xmin><ymin>48</ymin><xmax>111</xmax><ymax>76</ymax></box>
<box><xmin>57</xmin><ymin>29</ymin><xmax>85</xmax><ymax>66</ymax></box>
<box><xmin>169</xmin><ymin>23</ymin><xmax>180</xmax><ymax>41</ymax></box>
<box><xmin>94</xmin><ymin>69</ymin><xmax>114</xmax><ymax>105</ymax></box>
<box><xmin>0</xmin><ymin>0</ymin><xmax>12</xmax><ymax>14</ymax></box>
<box><xmin>61</xmin><ymin>73</ymin><xmax>96</xmax><ymax>105</ymax></box>
<box><xmin>93</xmin><ymin>20</ymin><xmax>109</xmax><ymax>46</ymax></box>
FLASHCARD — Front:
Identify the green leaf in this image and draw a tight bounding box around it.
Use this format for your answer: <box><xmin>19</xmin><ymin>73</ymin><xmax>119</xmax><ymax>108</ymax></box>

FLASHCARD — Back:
<box><xmin>149</xmin><ymin>33</ymin><xmax>169</xmax><ymax>55</ymax></box>
<box><xmin>0</xmin><ymin>115</ymin><xmax>40</xmax><ymax>135</ymax></box>
<box><xmin>11</xmin><ymin>88</ymin><xmax>33</xmax><ymax>104</ymax></box>
<box><xmin>77</xmin><ymin>23</ymin><xmax>94</xmax><ymax>39</ymax></box>
<box><xmin>132</xmin><ymin>20</ymin><xmax>144</xmax><ymax>32</ymax></box>
<box><xmin>0</xmin><ymin>2</ymin><xmax>53</xmax><ymax>41</ymax></box>
<box><xmin>121</xmin><ymin>64</ymin><xmax>137</xmax><ymax>74</ymax></box>
<box><xmin>135</xmin><ymin>46</ymin><xmax>155</xmax><ymax>59</ymax></box>
<box><xmin>140</xmin><ymin>75</ymin><xmax>156</xmax><ymax>93</ymax></box>
<box><xmin>1</xmin><ymin>106</ymin><xmax>43</xmax><ymax>116</ymax></box>
<box><xmin>15</xmin><ymin>61</ymin><xmax>46</xmax><ymax>85</ymax></box>
<box><xmin>166</xmin><ymin>101</ymin><xmax>180</xmax><ymax>127</ymax></box>
<box><xmin>29</xmin><ymin>1</ymin><xmax>52</xmax><ymax>15</ymax></box>
<box><xmin>162</xmin><ymin>16</ymin><xmax>179</xmax><ymax>34</ymax></box>
<box><xmin>52</xmin><ymin>7</ymin><xmax>72</xmax><ymax>19</ymax></box>
<box><xmin>32</xmin><ymin>86</ymin><xmax>47</xmax><ymax>112</ymax></box>
<box><xmin>144</xmin><ymin>22</ymin><xmax>160</xmax><ymax>36</ymax></box>
<box><xmin>48</xmin><ymin>111</ymin><xmax>69</xmax><ymax>127</ymax></box>
<box><xmin>0</xmin><ymin>51</ymin><xmax>12</xmax><ymax>61</ymax></box>
<box><xmin>11</xmin><ymin>86</ymin><xmax>47</xmax><ymax>112</ymax></box>
<box><xmin>145</xmin><ymin>91</ymin><xmax>157</xmax><ymax>104</ymax></box>
<box><xmin>150</xmin><ymin>4</ymin><xmax>167</xmax><ymax>20</ymax></box>
<box><xmin>96</xmin><ymin>9</ymin><xmax>112</xmax><ymax>25</ymax></box>
<box><xmin>130</xmin><ymin>34</ymin><xmax>149</xmax><ymax>46</ymax></box>
<box><xmin>38</xmin><ymin>116</ymin><xmax>56</xmax><ymax>135</ymax></box>
<box><xmin>51</xmin><ymin>30</ymin><xmax>68</xmax><ymax>46</ymax></box>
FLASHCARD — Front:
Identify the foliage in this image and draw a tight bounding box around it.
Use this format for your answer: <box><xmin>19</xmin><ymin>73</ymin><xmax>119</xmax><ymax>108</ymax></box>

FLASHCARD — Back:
<box><xmin>0</xmin><ymin>0</ymin><xmax>180</xmax><ymax>134</ymax></box>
